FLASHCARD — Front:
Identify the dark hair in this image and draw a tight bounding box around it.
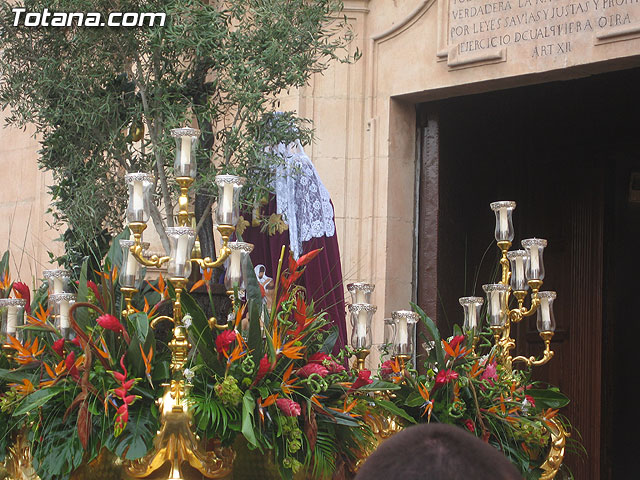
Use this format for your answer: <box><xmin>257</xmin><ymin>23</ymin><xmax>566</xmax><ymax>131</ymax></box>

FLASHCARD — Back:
<box><xmin>355</xmin><ymin>423</ymin><xmax>522</xmax><ymax>480</ymax></box>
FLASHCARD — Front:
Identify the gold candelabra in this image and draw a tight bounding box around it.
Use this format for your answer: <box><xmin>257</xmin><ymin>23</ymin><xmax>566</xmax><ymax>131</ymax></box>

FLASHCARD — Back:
<box><xmin>471</xmin><ymin>201</ymin><xmax>558</xmax><ymax>373</ymax></box>
<box><xmin>120</xmin><ymin>127</ymin><xmax>244</xmax><ymax>479</ymax></box>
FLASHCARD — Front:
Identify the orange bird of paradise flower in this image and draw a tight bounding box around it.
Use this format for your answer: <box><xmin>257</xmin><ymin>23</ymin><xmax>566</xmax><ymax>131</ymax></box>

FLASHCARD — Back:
<box><xmin>139</xmin><ymin>344</ymin><xmax>154</xmax><ymax>388</ymax></box>
<box><xmin>280</xmin><ymin>364</ymin><xmax>300</xmax><ymax>395</ymax></box>
<box><xmin>6</xmin><ymin>335</ymin><xmax>45</xmax><ymax>365</ymax></box>
<box><xmin>147</xmin><ymin>273</ymin><xmax>169</xmax><ymax>300</ymax></box>
<box><xmin>442</xmin><ymin>338</ymin><xmax>470</xmax><ymax>361</ymax></box>
<box><xmin>190</xmin><ymin>268</ymin><xmax>214</xmax><ymax>292</ymax></box>
<box><xmin>271</xmin><ymin>317</ymin><xmax>305</xmax><ymax>360</ymax></box>
<box><xmin>25</xmin><ymin>304</ymin><xmax>57</xmax><ymax>333</ymax></box>
<box><xmin>257</xmin><ymin>393</ymin><xmax>278</xmax><ymax>424</ymax></box>
<box><xmin>10</xmin><ymin>378</ymin><xmax>35</xmax><ymax>396</ymax></box>
<box><xmin>418</xmin><ymin>382</ymin><xmax>434</xmax><ymax>421</ymax></box>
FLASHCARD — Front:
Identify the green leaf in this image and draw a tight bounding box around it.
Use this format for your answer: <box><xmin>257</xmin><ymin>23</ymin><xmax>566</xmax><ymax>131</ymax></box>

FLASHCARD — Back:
<box><xmin>320</xmin><ymin>328</ymin><xmax>338</xmax><ymax>354</ymax></box>
<box><xmin>526</xmin><ymin>388</ymin><xmax>570</xmax><ymax>409</ymax></box>
<box><xmin>405</xmin><ymin>391</ymin><xmax>425</xmax><ymax>408</ymax></box>
<box><xmin>373</xmin><ymin>398</ymin><xmax>417</xmax><ymax>425</ymax></box>
<box><xmin>411</xmin><ymin>302</ymin><xmax>445</xmax><ymax>366</ymax></box>
<box><xmin>128</xmin><ymin>312</ymin><xmax>149</xmax><ymax>344</ymax></box>
<box><xmin>241</xmin><ymin>390</ymin><xmax>259</xmax><ymax>448</ymax></box>
<box><xmin>180</xmin><ymin>292</ymin><xmax>222</xmax><ymax>375</ymax></box>
<box><xmin>75</xmin><ymin>258</ymin><xmax>90</xmax><ymax>329</ymax></box>
<box><xmin>105</xmin><ymin>227</ymin><xmax>130</xmax><ymax>272</ymax></box>
<box><xmin>14</xmin><ymin>388</ymin><xmax>60</xmax><ymax>416</ymax></box>
<box><xmin>243</xmin><ymin>251</ymin><xmax>263</xmax><ymax>363</ymax></box>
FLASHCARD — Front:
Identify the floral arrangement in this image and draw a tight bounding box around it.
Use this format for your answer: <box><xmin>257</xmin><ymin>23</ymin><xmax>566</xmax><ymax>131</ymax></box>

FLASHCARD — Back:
<box><xmin>0</xmin><ymin>238</ymin><xmax>392</xmax><ymax>480</ymax></box>
<box><xmin>370</xmin><ymin>304</ymin><xmax>577</xmax><ymax>479</ymax></box>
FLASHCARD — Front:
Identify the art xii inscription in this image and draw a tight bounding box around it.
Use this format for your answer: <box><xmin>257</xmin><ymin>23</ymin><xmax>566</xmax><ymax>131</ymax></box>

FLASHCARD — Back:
<box><xmin>448</xmin><ymin>0</ymin><xmax>640</xmax><ymax>59</ymax></box>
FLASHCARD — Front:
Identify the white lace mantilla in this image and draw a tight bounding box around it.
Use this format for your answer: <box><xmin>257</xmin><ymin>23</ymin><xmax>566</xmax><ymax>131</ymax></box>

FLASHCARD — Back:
<box><xmin>272</xmin><ymin>140</ymin><xmax>335</xmax><ymax>259</ymax></box>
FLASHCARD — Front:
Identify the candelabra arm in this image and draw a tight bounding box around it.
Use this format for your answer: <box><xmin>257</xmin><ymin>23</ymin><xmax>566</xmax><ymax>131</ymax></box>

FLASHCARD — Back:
<box><xmin>176</xmin><ymin>177</ymin><xmax>194</xmax><ymax>227</ymax></box>
<box><xmin>512</xmin><ymin>331</ymin><xmax>554</xmax><ymax>368</ymax></box>
<box><xmin>191</xmin><ymin>225</ymin><xmax>234</xmax><ymax>269</ymax></box>
<box><xmin>354</xmin><ymin>349</ymin><xmax>371</xmax><ymax>371</ymax></box>
<box><xmin>129</xmin><ymin>243</ymin><xmax>171</xmax><ymax>268</ymax></box>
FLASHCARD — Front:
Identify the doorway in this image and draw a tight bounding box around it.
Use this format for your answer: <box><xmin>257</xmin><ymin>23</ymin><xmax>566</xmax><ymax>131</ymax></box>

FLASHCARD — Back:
<box><xmin>416</xmin><ymin>67</ymin><xmax>640</xmax><ymax>479</ymax></box>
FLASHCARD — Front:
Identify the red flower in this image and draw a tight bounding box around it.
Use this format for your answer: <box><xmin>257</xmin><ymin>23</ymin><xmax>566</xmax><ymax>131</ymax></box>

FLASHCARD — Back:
<box><xmin>464</xmin><ymin>419</ymin><xmax>475</xmax><ymax>432</ymax></box>
<box><xmin>433</xmin><ymin>369</ymin><xmax>459</xmax><ymax>390</ymax></box>
<box><xmin>97</xmin><ymin>314</ymin><xmax>124</xmax><ymax>333</ymax></box>
<box><xmin>525</xmin><ymin>395</ymin><xmax>536</xmax><ymax>408</ymax></box>
<box><xmin>97</xmin><ymin>314</ymin><xmax>130</xmax><ymax>344</ymax></box>
<box><xmin>12</xmin><ymin>282</ymin><xmax>31</xmax><ymax>313</ymax></box>
<box><xmin>71</xmin><ymin>337</ymin><xmax>81</xmax><ymax>347</ymax></box>
<box><xmin>297</xmin><ymin>363</ymin><xmax>329</xmax><ymax>378</ymax></box>
<box><xmin>349</xmin><ymin>369</ymin><xmax>373</xmax><ymax>392</ymax></box>
<box><xmin>309</xmin><ymin>352</ymin><xmax>331</xmax><ymax>364</ymax></box>
<box><xmin>87</xmin><ymin>280</ymin><xmax>104</xmax><ymax>306</ymax></box>
<box><xmin>52</xmin><ymin>338</ymin><xmax>64</xmax><ymax>356</ymax></box>
<box><xmin>215</xmin><ymin>330</ymin><xmax>236</xmax><ymax>357</ymax></box>
<box><xmin>65</xmin><ymin>351</ymin><xmax>80</xmax><ymax>380</ymax></box>
<box><xmin>253</xmin><ymin>354</ymin><xmax>272</xmax><ymax>385</ymax></box>
<box><xmin>448</xmin><ymin>335</ymin><xmax>466</xmax><ymax>351</ymax></box>
<box><xmin>276</xmin><ymin>398</ymin><xmax>301</xmax><ymax>417</ymax></box>
<box><xmin>380</xmin><ymin>360</ymin><xmax>394</xmax><ymax>377</ymax></box>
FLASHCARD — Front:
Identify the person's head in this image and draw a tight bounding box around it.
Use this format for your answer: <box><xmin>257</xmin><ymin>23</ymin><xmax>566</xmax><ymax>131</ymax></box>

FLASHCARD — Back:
<box><xmin>355</xmin><ymin>423</ymin><xmax>522</xmax><ymax>480</ymax></box>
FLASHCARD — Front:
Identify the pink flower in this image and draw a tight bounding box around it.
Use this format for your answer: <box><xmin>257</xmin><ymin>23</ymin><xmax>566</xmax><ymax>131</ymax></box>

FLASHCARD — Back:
<box><xmin>297</xmin><ymin>363</ymin><xmax>329</xmax><ymax>378</ymax></box>
<box><xmin>12</xmin><ymin>282</ymin><xmax>31</xmax><ymax>313</ymax></box>
<box><xmin>308</xmin><ymin>352</ymin><xmax>345</xmax><ymax>374</ymax></box>
<box><xmin>97</xmin><ymin>314</ymin><xmax>124</xmax><ymax>333</ymax></box>
<box><xmin>87</xmin><ymin>280</ymin><xmax>104</xmax><ymax>306</ymax></box>
<box><xmin>276</xmin><ymin>398</ymin><xmax>301</xmax><ymax>417</ymax></box>
<box><xmin>349</xmin><ymin>369</ymin><xmax>373</xmax><ymax>392</ymax></box>
<box><xmin>433</xmin><ymin>369</ymin><xmax>459</xmax><ymax>390</ymax></box>
<box><xmin>481</xmin><ymin>360</ymin><xmax>497</xmax><ymax>386</ymax></box>
<box><xmin>52</xmin><ymin>338</ymin><xmax>65</xmax><ymax>356</ymax></box>
<box><xmin>215</xmin><ymin>330</ymin><xmax>236</xmax><ymax>356</ymax></box>
<box><xmin>464</xmin><ymin>419</ymin><xmax>475</xmax><ymax>432</ymax></box>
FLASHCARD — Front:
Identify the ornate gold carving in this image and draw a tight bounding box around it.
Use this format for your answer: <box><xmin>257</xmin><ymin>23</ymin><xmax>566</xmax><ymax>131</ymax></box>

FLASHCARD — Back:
<box><xmin>540</xmin><ymin>419</ymin><xmax>569</xmax><ymax>480</ymax></box>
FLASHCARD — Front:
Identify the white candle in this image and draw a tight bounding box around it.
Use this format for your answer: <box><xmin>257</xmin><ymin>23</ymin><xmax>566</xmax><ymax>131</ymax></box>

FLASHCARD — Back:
<box><xmin>540</xmin><ymin>297</ymin><xmax>551</xmax><ymax>331</ymax></box>
<box><xmin>491</xmin><ymin>291</ymin><xmax>500</xmax><ymax>318</ymax></box>
<box><xmin>222</xmin><ymin>183</ymin><xmax>234</xmax><ymax>222</ymax></box>
<box><xmin>132</xmin><ymin>180</ymin><xmax>144</xmax><ymax>214</ymax></box>
<box><xmin>515</xmin><ymin>256</ymin><xmax>524</xmax><ymax>283</ymax></box>
<box><xmin>6</xmin><ymin>305</ymin><xmax>18</xmax><ymax>334</ymax></box>
<box><xmin>53</xmin><ymin>277</ymin><xmax>64</xmax><ymax>294</ymax></box>
<box><xmin>397</xmin><ymin>318</ymin><xmax>408</xmax><ymax>348</ymax></box>
<box><xmin>468</xmin><ymin>305</ymin><xmax>477</xmax><ymax>329</ymax></box>
<box><xmin>180</xmin><ymin>136</ymin><xmax>191</xmax><ymax>174</ymax></box>
<box><xmin>59</xmin><ymin>300</ymin><xmax>70</xmax><ymax>329</ymax></box>
<box><xmin>530</xmin><ymin>246</ymin><xmax>539</xmax><ymax>276</ymax></box>
<box><xmin>355</xmin><ymin>290</ymin><xmax>367</xmax><ymax>304</ymax></box>
<box><xmin>499</xmin><ymin>208</ymin><xmax>508</xmax><ymax>238</ymax></box>
<box><xmin>228</xmin><ymin>251</ymin><xmax>242</xmax><ymax>286</ymax></box>
<box><xmin>125</xmin><ymin>249</ymin><xmax>138</xmax><ymax>280</ymax></box>
<box><xmin>356</xmin><ymin>310</ymin><xmax>367</xmax><ymax>346</ymax></box>
<box><xmin>175</xmin><ymin>235</ymin><xmax>189</xmax><ymax>272</ymax></box>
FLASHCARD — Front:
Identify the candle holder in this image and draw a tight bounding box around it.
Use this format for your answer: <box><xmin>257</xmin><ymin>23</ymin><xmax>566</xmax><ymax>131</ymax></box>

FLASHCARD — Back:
<box><xmin>0</xmin><ymin>298</ymin><xmax>26</xmax><ymax>342</ymax></box>
<box><xmin>459</xmin><ymin>296</ymin><xmax>484</xmax><ymax>351</ymax></box>
<box><xmin>349</xmin><ymin>303</ymin><xmax>376</xmax><ymax>370</ymax></box>
<box><xmin>390</xmin><ymin>310</ymin><xmax>418</xmax><ymax>359</ymax></box>
<box><xmin>223</xmin><ymin>241</ymin><xmax>254</xmax><ymax>324</ymax></box>
<box><xmin>43</xmin><ymin>269</ymin><xmax>71</xmax><ymax>295</ymax></box>
<box><xmin>49</xmin><ymin>293</ymin><xmax>76</xmax><ymax>340</ymax></box>
<box><xmin>347</xmin><ymin>282</ymin><xmax>375</xmax><ymax>305</ymax></box>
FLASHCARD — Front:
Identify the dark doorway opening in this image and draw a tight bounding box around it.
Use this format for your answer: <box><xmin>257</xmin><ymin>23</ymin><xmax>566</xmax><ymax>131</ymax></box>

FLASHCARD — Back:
<box><xmin>416</xmin><ymin>67</ymin><xmax>640</xmax><ymax>480</ymax></box>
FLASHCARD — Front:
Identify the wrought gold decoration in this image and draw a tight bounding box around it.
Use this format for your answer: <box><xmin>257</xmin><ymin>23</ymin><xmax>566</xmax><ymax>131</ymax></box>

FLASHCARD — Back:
<box><xmin>2</xmin><ymin>430</ymin><xmax>39</xmax><ymax>480</ymax></box>
<box><xmin>354</xmin><ymin>349</ymin><xmax>370</xmax><ymax>371</ymax></box>
<box><xmin>539</xmin><ymin>419</ymin><xmax>569</xmax><ymax>480</ymax></box>
<box><xmin>125</xmin><ymin>389</ymin><xmax>235</xmax><ymax>480</ymax></box>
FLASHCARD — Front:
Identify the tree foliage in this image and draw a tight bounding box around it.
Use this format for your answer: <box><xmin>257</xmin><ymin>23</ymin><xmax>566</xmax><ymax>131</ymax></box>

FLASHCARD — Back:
<box><xmin>0</xmin><ymin>0</ymin><xmax>356</xmax><ymax>266</ymax></box>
